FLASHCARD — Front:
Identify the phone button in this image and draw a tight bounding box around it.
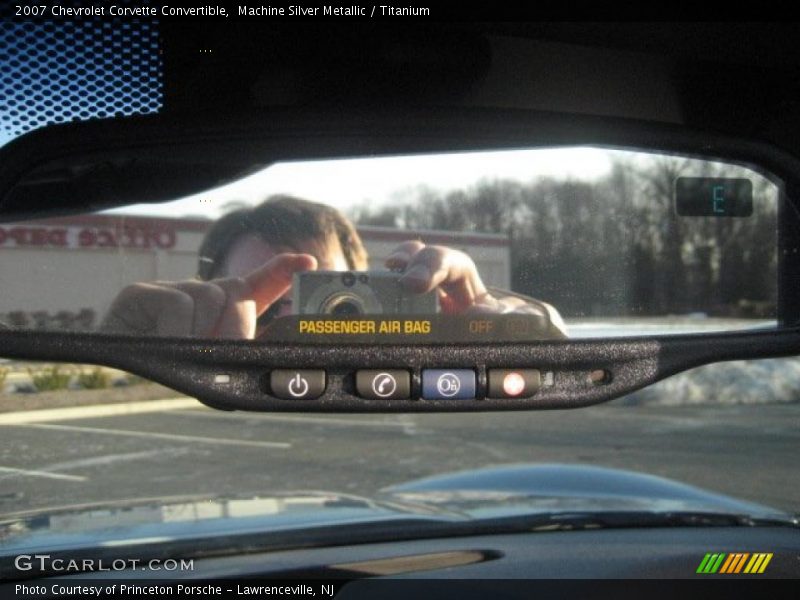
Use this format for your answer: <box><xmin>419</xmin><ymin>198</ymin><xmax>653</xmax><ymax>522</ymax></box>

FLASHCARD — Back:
<box><xmin>270</xmin><ymin>370</ymin><xmax>326</xmax><ymax>400</ymax></box>
<box><xmin>356</xmin><ymin>370</ymin><xmax>410</xmax><ymax>400</ymax></box>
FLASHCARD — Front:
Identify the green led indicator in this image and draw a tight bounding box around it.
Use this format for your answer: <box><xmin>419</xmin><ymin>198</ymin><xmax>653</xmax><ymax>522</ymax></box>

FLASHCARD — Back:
<box><xmin>676</xmin><ymin>178</ymin><xmax>753</xmax><ymax>217</ymax></box>
<box><xmin>712</xmin><ymin>185</ymin><xmax>726</xmax><ymax>214</ymax></box>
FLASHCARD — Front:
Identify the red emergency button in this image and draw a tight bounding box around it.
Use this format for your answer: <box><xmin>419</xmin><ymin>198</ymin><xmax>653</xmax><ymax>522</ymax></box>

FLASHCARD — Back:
<box><xmin>488</xmin><ymin>369</ymin><xmax>541</xmax><ymax>399</ymax></box>
<box><xmin>502</xmin><ymin>372</ymin><xmax>527</xmax><ymax>396</ymax></box>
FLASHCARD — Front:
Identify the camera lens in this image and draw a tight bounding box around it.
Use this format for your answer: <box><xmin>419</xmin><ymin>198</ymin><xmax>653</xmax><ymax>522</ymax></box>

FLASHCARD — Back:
<box><xmin>330</xmin><ymin>300</ymin><xmax>362</xmax><ymax>317</ymax></box>
<box><xmin>321</xmin><ymin>293</ymin><xmax>366</xmax><ymax>316</ymax></box>
<box><xmin>341</xmin><ymin>272</ymin><xmax>356</xmax><ymax>287</ymax></box>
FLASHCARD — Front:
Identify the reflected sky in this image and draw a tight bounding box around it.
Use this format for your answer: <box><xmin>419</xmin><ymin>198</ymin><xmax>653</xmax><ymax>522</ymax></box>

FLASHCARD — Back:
<box><xmin>104</xmin><ymin>147</ymin><xmax>616</xmax><ymax>219</ymax></box>
<box><xmin>103</xmin><ymin>147</ymin><xmax>765</xmax><ymax>221</ymax></box>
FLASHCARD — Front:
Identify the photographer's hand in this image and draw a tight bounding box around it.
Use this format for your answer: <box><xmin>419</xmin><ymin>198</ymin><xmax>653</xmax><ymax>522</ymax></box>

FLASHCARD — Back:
<box><xmin>387</xmin><ymin>240</ymin><xmax>568</xmax><ymax>337</ymax></box>
<box><xmin>101</xmin><ymin>253</ymin><xmax>317</xmax><ymax>338</ymax></box>
<box><xmin>386</xmin><ymin>240</ymin><xmax>492</xmax><ymax>314</ymax></box>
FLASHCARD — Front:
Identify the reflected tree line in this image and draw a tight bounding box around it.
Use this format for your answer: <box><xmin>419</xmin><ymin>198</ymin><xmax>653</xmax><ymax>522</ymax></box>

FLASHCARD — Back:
<box><xmin>0</xmin><ymin>308</ymin><xmax>96</xmax><ymax>331</ymax></box>
<box><xmin>351</xmin><ymin>157</ymin><xmax>778</xmax><ymax>318</ymax></box>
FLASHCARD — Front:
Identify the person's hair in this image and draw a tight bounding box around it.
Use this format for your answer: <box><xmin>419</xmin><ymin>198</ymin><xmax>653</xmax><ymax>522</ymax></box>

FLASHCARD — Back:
<box><xmin>197</xmin><ymin>195</ymin><xmax>368</xmax><ymax>280</ymax></box>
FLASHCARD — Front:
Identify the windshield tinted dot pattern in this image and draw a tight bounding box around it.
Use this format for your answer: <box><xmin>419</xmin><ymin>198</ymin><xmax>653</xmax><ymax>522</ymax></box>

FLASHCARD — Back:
<box><xmin>0</xmin><ymin>20</ymin><xmax>163</xmax><ymax>148</ymax></box>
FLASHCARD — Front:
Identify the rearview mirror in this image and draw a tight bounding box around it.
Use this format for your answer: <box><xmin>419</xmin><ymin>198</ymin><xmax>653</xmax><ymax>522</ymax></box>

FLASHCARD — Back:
<box><xmin>0</xmin><ymin>146</ymin><xmax>784</xmax><ymax>342</ymax></box>
<box><xmin>1</xmin><ymin>109</ymin><xmax>799</xmax><ymax>411</ymax></box>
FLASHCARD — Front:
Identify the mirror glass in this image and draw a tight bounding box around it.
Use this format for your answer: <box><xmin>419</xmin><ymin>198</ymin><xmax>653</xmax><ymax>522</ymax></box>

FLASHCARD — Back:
<box><xmin>0</xmin><ymin>146</ymin><xmax>783</xmax><ymax>342</ymax></box>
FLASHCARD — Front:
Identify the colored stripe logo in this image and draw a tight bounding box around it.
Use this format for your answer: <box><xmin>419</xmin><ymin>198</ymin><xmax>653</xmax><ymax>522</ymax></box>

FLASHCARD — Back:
<box><xmin>696</xmin><ymin>553</ymin><xmax>772</xmax><ymax>574</ymax></box>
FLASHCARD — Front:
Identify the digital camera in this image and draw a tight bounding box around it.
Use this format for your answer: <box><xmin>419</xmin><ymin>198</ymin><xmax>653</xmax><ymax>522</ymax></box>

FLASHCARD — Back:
<box><xmin>293</xmin><ymin>271</ymin><xmax>438</xmax><ymax>316</ymax></box>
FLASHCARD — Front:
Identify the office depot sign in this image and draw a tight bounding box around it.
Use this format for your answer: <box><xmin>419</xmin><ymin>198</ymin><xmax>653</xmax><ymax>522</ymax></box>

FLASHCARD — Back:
<box><xmin>0</xmin><ymin>225</ymin><xmax>177</xmax><ymax>250</ymax></box>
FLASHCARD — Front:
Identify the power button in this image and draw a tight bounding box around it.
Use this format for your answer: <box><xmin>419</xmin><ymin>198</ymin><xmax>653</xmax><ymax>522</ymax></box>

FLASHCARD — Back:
<box><xmin>270</xmin><ymin>370</ymin><xmax>326</xmax><ymax>400</ymax></box>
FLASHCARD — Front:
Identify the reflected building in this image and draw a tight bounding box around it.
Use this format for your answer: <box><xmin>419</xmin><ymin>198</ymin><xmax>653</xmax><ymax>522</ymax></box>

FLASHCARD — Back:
<box><xmin>0</xmin><ymin>215</ymin><xmax>510</xmax><ymax>329</ymax></box>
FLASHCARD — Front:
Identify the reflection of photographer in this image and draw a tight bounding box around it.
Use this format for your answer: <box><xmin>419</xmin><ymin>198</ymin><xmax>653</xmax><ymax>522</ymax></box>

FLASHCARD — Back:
<box><xmin>101</xmin><ymin>196</ymin><xmax>567</xmax><ymax>338</ymax></box>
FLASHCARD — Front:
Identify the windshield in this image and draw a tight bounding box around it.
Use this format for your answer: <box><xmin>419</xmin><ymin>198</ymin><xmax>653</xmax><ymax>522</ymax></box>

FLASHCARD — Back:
<box><xmin>0</xmin><ymin>15</ymin><xmax>799</xmax><ymax>586</ymax></box>
<box><xmin>0</xmin><ymin>148</ymin><xmax>796</xmax><ymax>520</ymax></box>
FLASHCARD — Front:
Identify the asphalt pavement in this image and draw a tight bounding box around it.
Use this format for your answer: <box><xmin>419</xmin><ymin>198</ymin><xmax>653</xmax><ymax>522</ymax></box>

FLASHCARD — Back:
<box><xmin>0</xmin><ymin>400</ymin><xmax>798</xmax><ymax>515</ymax></box>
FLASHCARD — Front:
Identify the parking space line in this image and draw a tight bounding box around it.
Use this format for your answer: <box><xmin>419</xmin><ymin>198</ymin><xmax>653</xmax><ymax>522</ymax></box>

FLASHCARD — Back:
<box><xmin>0</xmin><ymin>466</ymin><xmax>87</xmax><ymax>482</ymax></box>
<box><xmin>0</xmin><ymin>398</ymin><xmax>200</xmax><ymax>425</ymax></box>
<box><xmin>40</xmin><ymin>449</ymin><xmax>188</xmax><ymax>473</ymax></box>
<box><xmin>14</xmin><ymin>423</ymin><xmax>291</xmax><ymax>449</ymax></box>
<box><xmin>176</xmin><ymin>409</ymin><xmax>416</xmax><ymax>429</ymax></box>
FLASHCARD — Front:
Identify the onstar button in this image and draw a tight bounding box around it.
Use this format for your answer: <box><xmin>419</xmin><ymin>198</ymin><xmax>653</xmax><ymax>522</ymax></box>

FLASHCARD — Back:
<box><xmin>488</xmin><ymin>369</ymin><xmax>541</xmax><ymax>399</ymax></box>
<box><xmin>422</xmin><ymin>369</ymin><xmax>476</xmax><ymax>400</ymax></box>
<box><xmin>356</xmin><ymin>370</ymin><xmax>410</xmax><ymax>400</ymax></box>
<box><xmin>270</xmin><ymin>370</ymin><xmax>326</xmax><ymax>400</ymax></box>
